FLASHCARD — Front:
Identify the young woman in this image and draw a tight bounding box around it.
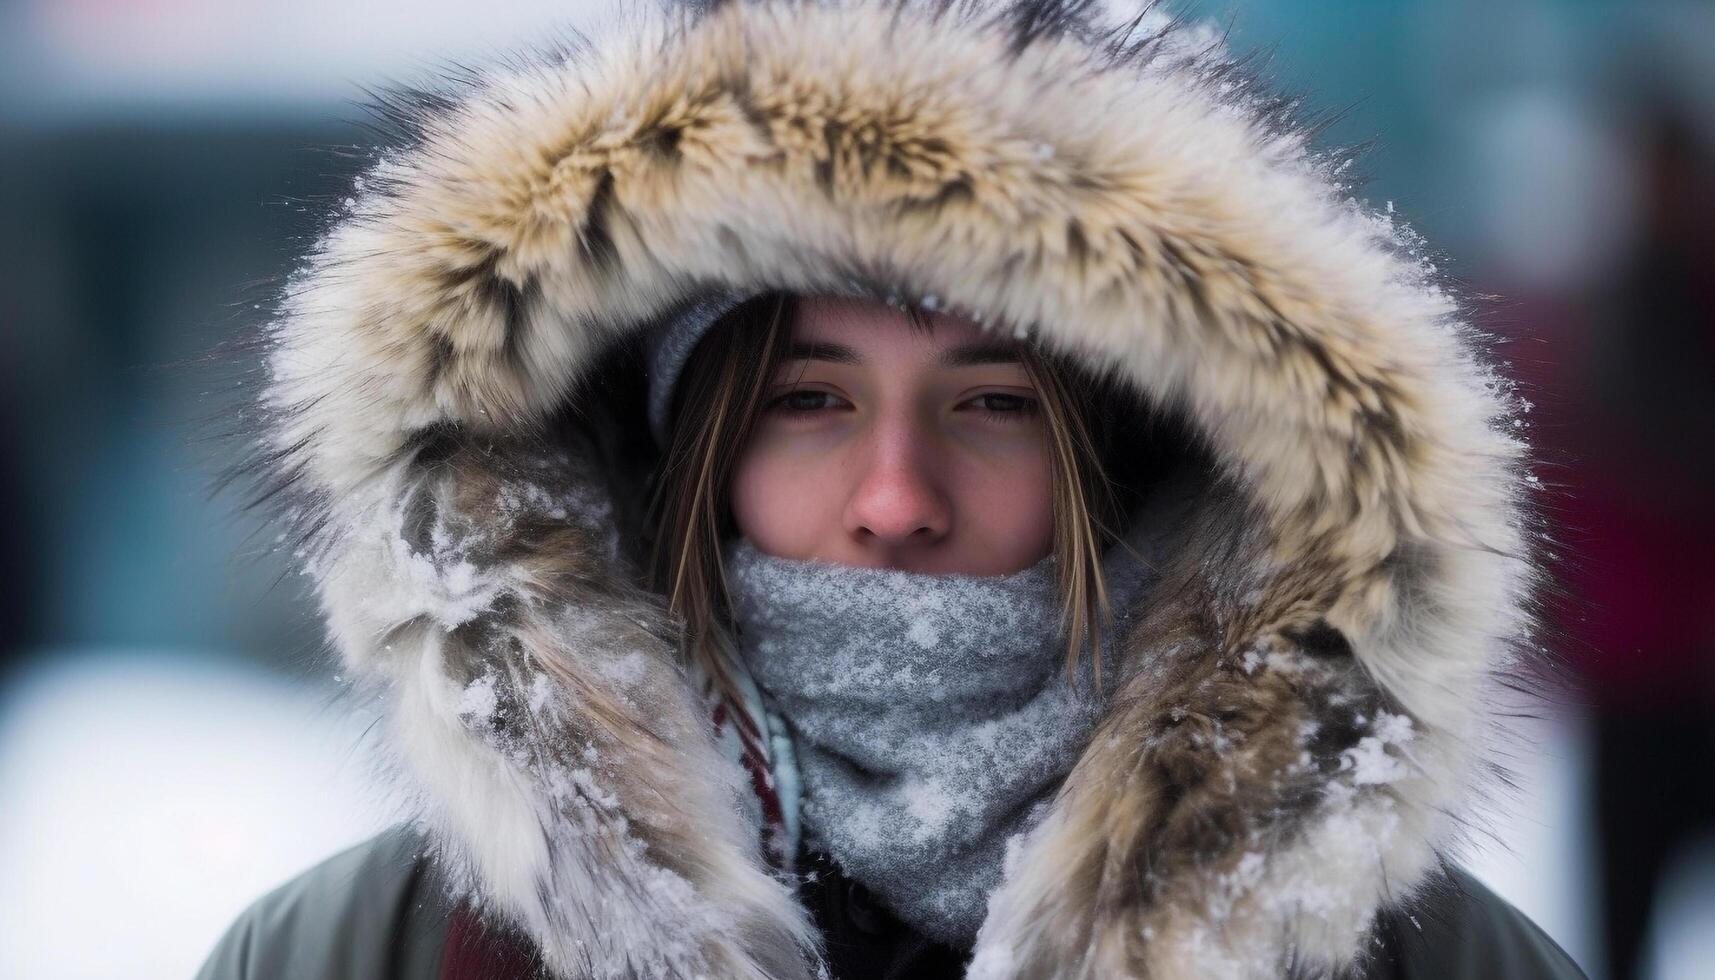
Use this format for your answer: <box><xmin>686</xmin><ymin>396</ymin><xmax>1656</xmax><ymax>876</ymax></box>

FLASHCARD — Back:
<box><xmin>646</xmin><ymin>290</ymin><xmax>1177</xmax><ymax>974</ymax></box>
<box><xmin>197</xmin><ymin>1</ymin><xmax>1585</xmax><ymax>977</ymax></box>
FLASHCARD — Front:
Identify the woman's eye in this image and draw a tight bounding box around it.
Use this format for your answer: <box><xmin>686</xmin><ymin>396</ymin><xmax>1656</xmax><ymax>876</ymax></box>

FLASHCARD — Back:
<box><xmin>965</xmin><ymin>392</ymin><xmax>1039</xmax><ymax>420</ymax></box>
<box><xmin>768</xmin><ymin>389</ymin><xmax>843</xmax><ymax>415</ymax></box>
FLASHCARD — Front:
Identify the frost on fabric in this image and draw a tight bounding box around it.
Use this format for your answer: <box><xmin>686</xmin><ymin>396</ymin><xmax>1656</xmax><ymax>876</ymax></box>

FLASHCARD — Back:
<box><xmin>722</xmin><ymin>532</ymin><xmax>1161</xmax><ymax>946</ymax></box>
<box><xmin>900</xmin><ymin>780</ymin><xmax>957</xmax><ymax>843</ymax></box>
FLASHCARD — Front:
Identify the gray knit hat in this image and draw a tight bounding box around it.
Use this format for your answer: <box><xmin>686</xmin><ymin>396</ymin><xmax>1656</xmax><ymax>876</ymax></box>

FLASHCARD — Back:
<box><xmin>644</xmin><ymin>288</ymin><xmax>757</xmax><ymax>446</ymax></box>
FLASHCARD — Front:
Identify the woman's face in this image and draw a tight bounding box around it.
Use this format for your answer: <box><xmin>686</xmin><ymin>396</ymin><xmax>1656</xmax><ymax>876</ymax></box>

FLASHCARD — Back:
<box><xmin>729</xmin><ymin>294</ymin><xmax>1054</xmax><ymax>575</ymax></box>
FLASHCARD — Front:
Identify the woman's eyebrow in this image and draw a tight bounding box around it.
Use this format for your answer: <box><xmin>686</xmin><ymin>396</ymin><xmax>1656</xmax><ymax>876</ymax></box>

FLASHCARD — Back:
<box><xmin>939</xmin><ymin>341</ymin><xmax>1021</xmax><ymax>367</ymax></box>
<box><xmin>786</xmin><ymin>341</ymin><xmax>862</xmax><ymax>364</ymax></box>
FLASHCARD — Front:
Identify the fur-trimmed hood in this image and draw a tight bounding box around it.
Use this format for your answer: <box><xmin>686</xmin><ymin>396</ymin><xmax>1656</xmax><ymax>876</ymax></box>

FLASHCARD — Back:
<box><xmin>233</xmin><ymin>0</ymin><xmax>1545</xmax><ymax>976</ymax></box>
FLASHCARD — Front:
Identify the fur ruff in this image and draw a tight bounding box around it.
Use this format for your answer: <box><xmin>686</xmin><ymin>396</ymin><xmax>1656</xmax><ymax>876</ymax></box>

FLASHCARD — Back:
<box><xmin>224</xmin><ymin>0</ymin><xmax>1547</xmax><ymax>976</ymax></box>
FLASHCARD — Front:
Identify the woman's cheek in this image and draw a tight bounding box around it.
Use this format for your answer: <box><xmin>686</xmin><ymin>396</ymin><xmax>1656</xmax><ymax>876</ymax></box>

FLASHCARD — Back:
<box><xmin>729</xmin><ymin>436</ymin><xmax>830</xmax><ymax>559</ymax></box>
<box><xmin>950</xmin><ymin>432</ymin><xmax>1056</xmax><ymax>572</ymax></box>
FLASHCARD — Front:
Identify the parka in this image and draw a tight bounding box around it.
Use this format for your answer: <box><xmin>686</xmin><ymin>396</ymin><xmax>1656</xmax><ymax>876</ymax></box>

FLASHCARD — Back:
<box><xmin>196</xmin><ymin>824</ymin><xmax>1580</xmax><ymax>979</ymax></box>
<box><xmin>196</xmin><ymin>0</ymin><xmax>1586</xmax><ymax>977</ymax></box>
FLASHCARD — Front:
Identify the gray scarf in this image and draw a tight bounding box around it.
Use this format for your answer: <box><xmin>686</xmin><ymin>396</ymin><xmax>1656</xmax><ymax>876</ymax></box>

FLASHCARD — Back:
<box><xmin>722</xmin><ymin>537</ymin><xmax>1156</xmax><ymax>946</ymax></box>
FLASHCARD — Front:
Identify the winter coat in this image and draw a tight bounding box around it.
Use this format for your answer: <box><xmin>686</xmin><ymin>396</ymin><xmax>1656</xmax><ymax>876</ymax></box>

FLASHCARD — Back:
<box><xmin>195</xmin><ymin>825</ymin><xmax>1581</xmax><ymax>979</ymax></box>
<box><xmin>198</xmin><ymin>0</ymin><xmax>1583</xmax><ymax>976</ymax></box>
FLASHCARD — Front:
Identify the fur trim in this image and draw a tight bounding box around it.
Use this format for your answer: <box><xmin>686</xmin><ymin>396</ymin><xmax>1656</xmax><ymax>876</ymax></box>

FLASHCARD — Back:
<box><xmin>224</xmin><ymin>0</ymin><xmax>1544</xmax><ymax>976</ymax></box>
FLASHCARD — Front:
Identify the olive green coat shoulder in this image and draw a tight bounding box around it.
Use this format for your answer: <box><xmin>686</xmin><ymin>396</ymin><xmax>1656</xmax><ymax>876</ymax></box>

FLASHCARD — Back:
<box><xmin>196</xmin><ymin>826</ymin><xmax>1587</xmax><ymax>980</ymax></box>
<box><xmin>194</xmin><ymin>826</ymin><xmax>449</xmax><ymax>980</ymax></box>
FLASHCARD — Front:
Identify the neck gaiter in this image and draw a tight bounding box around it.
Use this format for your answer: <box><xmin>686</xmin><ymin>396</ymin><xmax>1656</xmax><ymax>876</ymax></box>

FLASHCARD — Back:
<box><xmin>721</xmin><ymin>538</ymin><xmax>1150</xmax><ymax>946</ymax></box>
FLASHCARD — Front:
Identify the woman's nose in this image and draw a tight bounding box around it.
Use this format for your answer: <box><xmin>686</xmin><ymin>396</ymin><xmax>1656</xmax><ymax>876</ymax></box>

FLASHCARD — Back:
<box><xmin>843</xmin><ymin>421</ymin><xmax>952</xmax><ymax>549</ymax></box>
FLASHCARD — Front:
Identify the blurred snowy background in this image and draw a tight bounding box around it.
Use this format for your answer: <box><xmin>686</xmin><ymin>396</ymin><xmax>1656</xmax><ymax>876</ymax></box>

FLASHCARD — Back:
<box><xmin>2</xmin><ymin>1</ymin><xmax>1713</xmax><ymax>977</ymax></box>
